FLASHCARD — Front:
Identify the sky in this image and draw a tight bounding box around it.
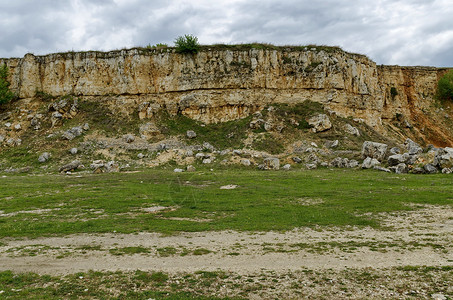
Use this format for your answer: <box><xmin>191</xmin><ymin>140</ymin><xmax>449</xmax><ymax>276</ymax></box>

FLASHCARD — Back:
<box><xmin>0</xmin><ymin>0</ymin><xmax>452</xmax><ymax>67</ymax></box>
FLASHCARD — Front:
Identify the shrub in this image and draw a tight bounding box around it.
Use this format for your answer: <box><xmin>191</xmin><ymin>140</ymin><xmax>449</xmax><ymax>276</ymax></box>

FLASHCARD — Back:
<box><xmin>146</xmin><ymin>43</ymin><xmax>168</xmax><ymax>49</ymax></box>
<box><xmin>0</xmin><ymin>64</ymin><xmax>14</xmax><ymax>106</ymax></box>
<box><xmin>174</xmin><ymin>34</ymin><xmax>200</xmax><ymax>54</ymax></box>
<box><xmin>437</xmin><ymin>69</ymin><xmax>453</xmax><ymax>102</ymax></box>
<box><xmin>390</xmin><ymin>87</ymin><xmax>398</xmax><ymax>98</ymax></box>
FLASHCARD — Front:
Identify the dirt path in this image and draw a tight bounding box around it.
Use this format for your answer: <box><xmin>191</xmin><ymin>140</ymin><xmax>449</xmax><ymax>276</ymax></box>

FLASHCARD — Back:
<box><xmin>0</xmin><ymin>205</ymin><xmax>451</xmax><ymax>276</ymax></box>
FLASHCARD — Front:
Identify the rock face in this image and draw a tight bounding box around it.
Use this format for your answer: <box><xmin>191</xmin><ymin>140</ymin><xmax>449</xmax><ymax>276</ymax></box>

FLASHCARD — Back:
<box><xmin>1</xmin><ymin>47</ymin><xmax>452</xmax><ymax>145</ymax></box>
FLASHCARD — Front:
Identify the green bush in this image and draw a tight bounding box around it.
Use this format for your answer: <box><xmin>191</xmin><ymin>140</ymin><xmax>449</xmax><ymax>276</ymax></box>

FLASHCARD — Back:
<box><xmin>390</xmin><ymin>87</ymin><xmax>398</xmax><ymax>98</ymax></box>
<box><xmin>174</xmin><ymin>34</ymin><xmax>200</xmax><ymax>54</ymax></box>
<box><xmin>437</xmin><ymin>69</ymin><xmax>453</xmax><ymax>102</ymax></box>
<box><xmin>0</xmin><ymin>64</ymin><xmax>14</xmax><ymax>105</ymax></box>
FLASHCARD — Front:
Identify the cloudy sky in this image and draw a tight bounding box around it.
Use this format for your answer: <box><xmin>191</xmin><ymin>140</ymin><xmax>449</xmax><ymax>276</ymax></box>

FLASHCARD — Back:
<box><xmin>0</xmin><ymin>0</ymin><xmax>452</xmax><ymax>67</ymax></box>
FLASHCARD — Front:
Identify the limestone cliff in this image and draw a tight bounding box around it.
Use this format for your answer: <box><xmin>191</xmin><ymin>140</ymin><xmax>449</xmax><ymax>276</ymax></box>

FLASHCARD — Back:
<box><xmin>1</xmin><ymin>46</ymin><xmax>452</xmax><ymax>145</ymax></box>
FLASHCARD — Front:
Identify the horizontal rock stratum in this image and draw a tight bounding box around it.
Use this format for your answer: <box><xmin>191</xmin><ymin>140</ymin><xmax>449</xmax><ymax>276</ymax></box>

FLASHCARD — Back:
<box><xmin>1</xmin><ymin>45</ymin><xmax>452</xmax><ymax>145</ymax></box>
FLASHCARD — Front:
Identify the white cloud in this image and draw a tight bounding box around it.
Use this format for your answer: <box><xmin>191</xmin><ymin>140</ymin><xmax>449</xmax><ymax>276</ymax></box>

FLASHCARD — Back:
<box><xmin>0</xmin><ymin>0</ymin><xmax>452</xmax><ymax>66</ymax></box>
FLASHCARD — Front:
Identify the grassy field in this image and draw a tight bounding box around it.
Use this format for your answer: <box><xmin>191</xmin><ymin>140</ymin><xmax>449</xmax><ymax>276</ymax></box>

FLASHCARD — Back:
<box><xmin>0</xmin><ymin>168</ymin><xmax>452</xmax><ymax>238</ymax></box>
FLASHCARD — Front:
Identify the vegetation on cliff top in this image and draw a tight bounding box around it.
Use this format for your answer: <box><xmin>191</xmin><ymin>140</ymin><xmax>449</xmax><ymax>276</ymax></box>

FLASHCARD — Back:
<box><xmin>0</xmin><ymin>64</ymin><xmax>14</xmax><ymax>106</ymax></box>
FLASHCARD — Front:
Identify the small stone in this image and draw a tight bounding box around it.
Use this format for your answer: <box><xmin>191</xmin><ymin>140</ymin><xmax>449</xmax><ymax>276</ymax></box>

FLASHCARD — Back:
<box><xmin>59</xmin><ymin>160</ymin><xmax>82</xmax><ymax>172</ymax></box>
<box><xmin>0</xmin><ymin>135</ymin><xmax>4</xmax><ymax>143</ymax></box>
<box><xmin>389</xmin><ymin>147</ymin><xmax>400</xmax><ymax>155</ymax></box>
<box><xmin>361</xmin><ymin>157</ymin><xmax>380</xmax><ymax>169</ymax></box>
<box><xmin>195</xmin><ymin>153</ymin><xmax>205</xmax><ymax>159</ymax></box>
<box><xmin>431</xmin><ymin>293</ymin><xmax>446</xmax><ymax>300</ymax></box>
<box><xmin>202</xmin><ymin>158</ymin><xmax>212</xmax><ymax>164</ymax></box>
<box><xmin>82</xmin><ymin>123</ymin><xmax>90</xmax><ymax>131</ymax></box>
<box><xmin>345</xmin><ymin>124</ymin><xmax>360</xmax><ymax>136</ymax></box>
<box><xmin>282</xmin><ymin>164</ymin><xmax>291</xmax><ymax>170</ymax></box>
<box><xmin>292</xmin><ymin>157</ymin><xmax>302</xmax><ymax>163</ymax></box>
<box><xmin>123</xmin><ymin>134</ymin><xmax>135</xmax><ymax>143</ymax></box>
<box><xmin>69</xmin><ymin>148</ymin><xmax>78</xmax><ymax>155</ymax></box>
<box><xmin>395</xmin><ymin>163</ymin><xmax>408</xmax><ymax>174</ymax></box>
<box><xmin>240</xmin><ymin>159</ymin><xmax>251</xmax><ymax>166</ymax></box>
<box><xmin>373</xmin><ymin>166</ymin><xmax>391</xmax><ymax>173</ymax></box>
<box><xmin>173</xmin><ymin>168</ymin><xmax>184</xmax><ymax>173</ymax></box>
<box><xmin>203</xmin><ymin>142</ymin><xmax>215</xmax><ymax>151</ymax></box>
<box><xmin>186</xmin><ymin>130</ymin><xmax>197</xmax><ymax>138</ymax></box>
<box><xmin>233</xmin><ymin>150</ymin><xmax>242</xmax><ymax>156</ymax></box>
<box><xmin>5</xmin><ymin>122</ymin><xmax>11</xmax><ymax>128</ymax></box>
<box><xmin>38</xmin><ymin>152</ymin><xmax>51</xmax><ymax>163</ymax></box>
<box><xmin>14</xmin><ymin>124</ymin><xmax>21</xmax><ymax>131</ymax></box>
<box><xmin>137</xmin><ymin>153</ymin><xmax>145</xmax><ymax>159</ymax></box>
<box><xmin>185</xmin><ymin>150</ymin><xmax>194</xmax><ymax>157</ymax></box>
<box><xmin>186</xmin><ymin>165</ymin><xmax>196</xmax><ymax>172</ymax></box>
<box><xmin>305</xmin><ymin>163</ymin><xmax>317</xmax><ymax>170</ymax></box>
<box><xmin>263</xmin><ymin>157</ymin><xmax>280</xmax><ymax>170</ymax></box>
<box><xmin>325</xmin><ymin>140</ymin><xmax>339</xmax><ymax>148</ymax></box>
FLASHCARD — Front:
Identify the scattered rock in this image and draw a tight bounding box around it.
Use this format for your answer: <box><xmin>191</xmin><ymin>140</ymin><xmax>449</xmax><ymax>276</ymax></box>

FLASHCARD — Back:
<box><xmin>345</xmin><ymin>124</ymin><xmax>360</xmax><ymax>136</ymax></box>
<box><xmin>59</xmin><ymin>160</ymin><xmax>82</xmax><ymax>173</ymax></box>
<box><xmin>195</xmin><ymin>153</ymin><xmax>205</xmax><ymax>160</ymax></box>
<box><xmin>82</xmin><ymin>123</ymin><xmax>90</xmax><ymax>131</ymax></box>
<box><xmin>14</xmin><ymin>124</ymin><xmax>21</xmax><ymax>131</ymax></box>
<box><xmin>282</xmin><ymin>164</ymin><xmax>291</xmax><ymax>170</ymax></box>
<box><xmin>90</xmin><ymin>160</ymin><xmax>119</xmax><ymax>173</ymax></box>
<box><xmin>202</xmin><ymin>158</ymin><xmax>212</xmax><ymax>164</ymax></box>
<box><xmin>373</xmin><ymin>166</ymin><xmax>391</xmax><ymax>173</ymax></box>
<box><xmin>347</xmin><ymin>160</ymin><xmax>359</xmax><ymax>168</ymax></box>
<box><xmin>361</xmin><ymin>157</ymin><xmax>381</xmax><ymax>169</ymax></box>
<box><xmin>388</xmin><ymin>153</ymin><xmax>408</xmax><ymax>166</ymax></box>
<box><xmin>441</xmin><ymin>168</ymin><xmax>452</xmax><ymax>174</ymax></box>
<box><xmin>405</xmin><ymin>138</ymin><xmax>423</xmax><ymax>155</ymax></box>
<box><xmin>186</xmin><ymin>130</ymin><xmax>197</xmax><ymax>138</ymax></box>
<box><xmin>233</xmin><ymin>150</ymin><xmax>242</xmax><ymax>156</ymax></box>
<box><xmin>389</xmin><ymin>147</ymin><xmax>400</xmax><ymax>155</ymax></box>
<box><xmin>137</xmin><ymin>153</ymin><xmax>145</xmax><ymax>159</ymax></box>
<box><xmin>433</xmin><ymin>147</ymin><xmax>453</xmax><ymax>168</ymax></box>
<box><xmin>361</xmin><ymin>141</ymin><xmax>388</xmax><ymax>161</ymax></box>
<box><xmin>186</xmin><ymin>165</ymin><xmax>196</xmax><ymax>172</ymax></box>
<box><xmin>203</xmin><ymin>142</ymin><xmax>215</xmax><ymax>152</ymax></box>
<box><xmin>394</xmin><ymin>163</ymin><xmax>408</xmax><ymax>174</ymax></box>
<box><xmin>308</xmin><ymin>114</ymin><xmax>332</xmax><ymax>132</ymax></box>
<box><xmin>411</xmin><ymin>167</ymin><xmax>425</xmax><ymax>174</ymax></box>
<box><xmin>6</xmin><ymin>138</ymin><xmax>21</xmax><ymax>146</ymax></box>
<box><xmin>123</xmin><ymin>134</ymin><xmax>135</xmax><ymax>143</ymax></box>
<box><xmin>38</xmin><ymin>152</ymin><xmax>51</xmax><ymax>163</ymax></box>
<box><xmin>325</xmin><ymin>140</ymin><xmax>339</xmax><ymax>148</ymax></box>
<box><xmin>249</xmin><ymin>119</ymin><xmax>265</xmax><ymax>129</ymax></box>
<box><xmin>185</xmin><ymin>150</ymin><xmax>194</xmax><ymax>157</ymax></box>
<box><xmin>69</xmin><ymin>148</ymin><xmax>78</xmax><ymax>155</ymax></box>
<box><xmin>292</xmin><ymin>157</ymin><xmax>302</xmax><ymax>163</ymax></box>
<box><xmin>431</xmin><ymin>293</ymin><xmax>447</xmax><ymax>300</ymax></box>
<box><xmin>173</xmin><ymin>168</ymin><xmax>184</xmax><ymax>173</ymax></box>
<box><xmin>305</xmin><ymin>163</ymin><xmax>317</xmax><ymax>170</ymax></box>
<box><xmin>0</xmin><ymin>135</ymin><xmax>4</xmax><ymax>143</ymax></box>
<box><xmin>240</xmin><ymin>159</ymin><xmax>251</xmax><ymax>166</ymax></box>
<box><xmin>263</xmin><ymin>157</ymin><xmax>280</xmax><ymax>170</ymax></box>
<box><xmin>264</xmin><ymin>121</ymin><xmax>273</xmax><ymax>131</ymax></box>
<box><xmin>423</xmin><ymin>163</ymin><xmax>438</xmax><ymax>174</ymax></box>
<box><xmin>62</xmin><ymin>126</ymin><xmax>83</xmax><ymax>140</ymax></box>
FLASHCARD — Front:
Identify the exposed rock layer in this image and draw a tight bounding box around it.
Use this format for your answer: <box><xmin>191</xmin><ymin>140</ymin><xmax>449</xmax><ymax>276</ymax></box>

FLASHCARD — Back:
<box><xmin>1</xmin><ymin>47</ymin><xmax>452</xmax><ymax>145</ymax></box>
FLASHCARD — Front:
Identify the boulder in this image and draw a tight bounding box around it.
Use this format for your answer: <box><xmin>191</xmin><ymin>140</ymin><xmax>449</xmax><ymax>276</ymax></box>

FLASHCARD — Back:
<box><xmin>389</xmin><ymin>147</ymin><xmax>400</xmax><ymax>155</ymax></box>
<box><xmin>325</xmin><ymin>140</ymin><xmax>339</xmax><ymax>148</ymax></box>
<box><xmin>38</xmin><ymin>152</ymin><xmax>51</xmax><ymax>163</ymax></box>
<box><xmin>388</xmin><ymin>153</ymin><xmax>408</xmax><ymax>166</ymax></box>
<box><xmin>433</xmin><ymin>147</ymin><xmax>453</xmax><ymax>168</ymax></box>
<box><xmin>308</xmin><ymin>114</ymin><xmax>332</xmax><ymax>132</ymax></box>
<box><xmin>441</xmin><ymin>168</ymin><xmax>452</xmax><ymax>174</ymax></box>
<box><xmin>423</xmin><ymin>164</ymin><xmax>438</xmax><ymax>174</ymax></box>
<box><xmin>240</xmin><ymin>159</ymin><xmax>251</xmax><ymax>166</ymax></box>
<box><xmin>62</xmin><ymin>126</ymin><xmax>83</xmax><ymax>141</ymax></box>
<box><xmin>361</xmin><ymin>141</ymin><xmax>388</xmax><ymax>161</ymax></box>
<box><xmin>373</xmin><ymin>166</ymin><xmax>391</xmax><ymax>173</ymax></box>
<box><xmin>292</xmin><ymin>156</ymin><xmax>302</xmax><ymax>163</ymax></box>
<box><xmin>405</xmin><ymin>138</ymin><xmax>423</xmax><ymax>155</ymax></box>
<box><xmin>394</xmin><ymin>163</ymin><xmax>408</xmax><ymax>174</ymax></box>
<box><xmin>186</xmin><ymin>130</ymin><xmax>197</xmax><ymax>138</ymax></box>
<box><xmin>59</xmin><ymin>160</ymin><xmax>82</xmax><ymax>173</ymax></box>
<box><xmin>282</xmin><ymin>164</ymin><xmax>291</xmax><ymax>170</ymax></box>
<box><xmin>330</xmin><ymin>157</ymin><xmax>348</xmax><ymax>168</ymax></box>
<box><xmin>345</xmin><ymin>124</ymin><xmax>360</xmax><ymax>136</ymax></box>
<box><xmin>411</xmin><ymin>167</ymin><xmax>425</xmax><ymax>174</ymax></box>
<box><xmin>263</xmin><ymin>157</ymin><xmax>280</xmax><ymax>170</ymax></box>
<box><xmin>202</xmin><ymin>158</ymin><xmax>212</xmax><ymax>164</ymax></box>
<box><xmin>346</xmin><ymin>160</ymin><xmax>359</xmax><ymax>168</ymax></box>
<box><xmin>249</xmin><ymin>119</ymin><xmax>265</xmax><ymax>129</ymax></box>
<box><xmin>305</xmin><ymin>163</ymin><xmax>317</xmax><ymax>170</ymax></box>
<box><xmin>173</xmin><ymin>168</ymin><xmax>184</xmax><ymax>173</ymax></box>
<box><xmin>361</xmin><ymin>157</ymin><xmax>380</xmax><ymax>169</ymax></box>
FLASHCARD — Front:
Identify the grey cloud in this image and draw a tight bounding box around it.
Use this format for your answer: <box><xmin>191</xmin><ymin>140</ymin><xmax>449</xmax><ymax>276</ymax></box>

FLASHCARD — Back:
<box><xmin>0</xmin><ymin>0</ymin><xmax>452</xmax><ymax>67</ymax></box>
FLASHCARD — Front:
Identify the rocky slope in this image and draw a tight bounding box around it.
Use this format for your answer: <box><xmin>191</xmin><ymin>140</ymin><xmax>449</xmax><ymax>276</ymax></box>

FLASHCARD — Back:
<box><xmin>0</xmin><ymin>45</ymin><xmax>452</xmax><ymax>173</ymax></box>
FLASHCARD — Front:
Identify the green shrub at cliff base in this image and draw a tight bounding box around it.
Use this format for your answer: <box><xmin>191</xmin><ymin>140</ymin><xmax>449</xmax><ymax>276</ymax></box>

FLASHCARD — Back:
<box><xmin>174</xmin><ymin>34</ymin><xmax>200</xmax><ymax>54</ymax></box>
<box><xmin>0</xmin><ymin>64</ymin><xmax>14</xmax><ymax>106</ymax></box>
<box><xmin>437</xmin><ymin>69</ymin><xmax>453</xmax><ymax>102</ymax></box>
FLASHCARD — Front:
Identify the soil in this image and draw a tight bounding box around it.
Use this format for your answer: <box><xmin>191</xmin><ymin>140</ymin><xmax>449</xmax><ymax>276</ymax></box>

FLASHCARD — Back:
<box><xmin>0</xmin><ymin>205</ymin><xmax>451</xmax><ymax>299</ymax></box>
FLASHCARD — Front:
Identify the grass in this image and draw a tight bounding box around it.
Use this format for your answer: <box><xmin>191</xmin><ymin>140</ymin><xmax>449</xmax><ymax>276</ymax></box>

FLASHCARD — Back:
<box><xmin>0</xmin><ymin>168</ymin><xmax>452</xmax><ymax>238</ymax></box>
<box><xmin>0</xmin><ymin>267</ymin><xmax>451</xmax><ymax>299</ymax></box>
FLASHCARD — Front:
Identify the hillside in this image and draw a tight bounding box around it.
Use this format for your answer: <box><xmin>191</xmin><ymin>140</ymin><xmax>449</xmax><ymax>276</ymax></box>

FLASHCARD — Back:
<box><xmin>0</xmin><ymin>45</ymin><xmax>452</xmax><ymax>173</ymax></box>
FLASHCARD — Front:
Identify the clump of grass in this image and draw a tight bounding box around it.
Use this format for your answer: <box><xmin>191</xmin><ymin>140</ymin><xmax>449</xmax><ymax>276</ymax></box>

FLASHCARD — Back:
<box><xmin>109</xmin><ymin>246</ymin><xmax>150</xmax><ymax>256</ymax></box>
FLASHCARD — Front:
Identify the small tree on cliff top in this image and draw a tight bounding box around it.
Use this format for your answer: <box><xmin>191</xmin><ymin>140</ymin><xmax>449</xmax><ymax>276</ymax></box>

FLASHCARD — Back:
<box><xmin>0</xmin><ymin>64</ymin><xmax>14</xmax><ymax>106</ymax></box>
<box><xmin>437</xmin><ymin>69</ymin><xmax>453</xmax><ymax>102</ymax></box>
<box><xmin>174</xmin><ymin>34</ymin><xmax>200</xmax><ymax>54</ymax></box>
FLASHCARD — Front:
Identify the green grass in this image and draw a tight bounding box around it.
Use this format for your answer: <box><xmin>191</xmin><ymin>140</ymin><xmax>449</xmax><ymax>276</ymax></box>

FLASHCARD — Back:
<box><xmin>0</xmin><ymin>168</ymin><xmax>452</xmax><ymax>238</ymax></box>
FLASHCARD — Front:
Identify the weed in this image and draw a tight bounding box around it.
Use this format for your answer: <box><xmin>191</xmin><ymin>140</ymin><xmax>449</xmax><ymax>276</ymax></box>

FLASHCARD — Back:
<box><xmin>109</xmin><ymin>246</ymin><xmax>150</xmax><ymax>256</ymax></box>
<box><xmin>192</xmin><ymin>248</ymin><xmax>212</xmax><ymax>255</ymax></box>
<box><xmin>157</xmin><ymin>246</ymin><xmax>178</xmax><ymax>257</ymax></box>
